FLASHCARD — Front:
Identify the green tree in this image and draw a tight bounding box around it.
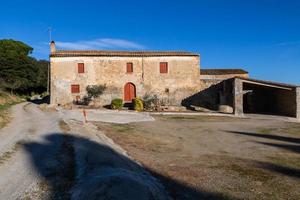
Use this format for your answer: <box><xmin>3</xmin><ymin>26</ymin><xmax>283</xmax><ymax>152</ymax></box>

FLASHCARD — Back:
<box><xmin>0</xmin><ymin>39</ymin><xmax>48</xmax><ymax>94</ymax></box>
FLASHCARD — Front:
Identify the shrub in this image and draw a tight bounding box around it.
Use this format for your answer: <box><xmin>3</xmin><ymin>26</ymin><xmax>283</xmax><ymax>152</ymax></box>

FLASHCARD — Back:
<box><xmin>133</xmin><ymin>97</ymin><xmax>144</xmax><ymax>111</ymax></box>
<box><xmin>86</xmin><ymin>84</ymin><xmax>107</xmax><ymax>99</ymax></box>
<box><xmin>142</xmin><ymin>93</ymin><xmax>159</xmax><ymax>111</ymax></box>
<box><xmin>111</xmin><ymin>98</ymin><xmax>123</xmax><ymax>110</ymax></box>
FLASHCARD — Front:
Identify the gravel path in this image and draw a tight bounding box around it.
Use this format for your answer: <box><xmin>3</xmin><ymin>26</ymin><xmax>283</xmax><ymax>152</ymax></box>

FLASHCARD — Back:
<box><xmin>59</xmin><ymin>108</ymin><xmax>155</xmax><ymax>124</ymax></box>
<box><xmin>0</xmin><ymin>103</ymin><xmax>63</xmax><ymax>199</ymax></box>
<box><xmin>0</xmin><ymin>103</ymin><xmax>169</xmax><ymax>200</ymax></box>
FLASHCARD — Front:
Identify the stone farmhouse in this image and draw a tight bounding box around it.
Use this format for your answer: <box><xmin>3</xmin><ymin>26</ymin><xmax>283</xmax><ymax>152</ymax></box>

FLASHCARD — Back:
<box><xmin>49</xmin><ymin>41</ymin><xmax>299</xmax><ymax>119</ymax></box>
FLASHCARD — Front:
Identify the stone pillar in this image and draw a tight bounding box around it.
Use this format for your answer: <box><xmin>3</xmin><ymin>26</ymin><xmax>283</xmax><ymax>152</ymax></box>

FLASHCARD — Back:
<box><xmin>296</xmin><ymin>87</ymin><xmax>300</xmax><ymax>120</ymax></box>
<box><xmin>233</xmin><ymin>78</ymin><xmax>243</xmax><ymax>116</ymax></box>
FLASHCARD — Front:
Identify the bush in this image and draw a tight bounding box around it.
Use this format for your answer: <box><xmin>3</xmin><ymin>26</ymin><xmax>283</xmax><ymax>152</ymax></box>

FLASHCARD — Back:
<box><xmin>86</xmin><ymin>84</ymin><xmax>107</xmax><ymax>99</ymax></box>
<box><xmin>142</xmin><ymin>93</ymin><xmax>159</xmax><ymax>111</ymax></box>
<box><xmin>132</xmin><ymin>97</ymin><xmax>144</xmax><ymax>111</ymax></box>
<box><xmin>73</xmin><ymin>95</ymin><xmax>91</xmax><ymax>106</ymax></box>
<box><xmin>111</xmin><ymin>98</ymin><xmax>123</xmax><ymax>110</ymax></box>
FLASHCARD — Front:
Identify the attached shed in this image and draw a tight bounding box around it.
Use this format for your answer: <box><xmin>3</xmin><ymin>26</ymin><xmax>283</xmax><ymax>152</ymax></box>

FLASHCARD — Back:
<box><xmin>233</xmin><ymin>77</ymin><xmax>300</xmax><ymax>119</ymax></box>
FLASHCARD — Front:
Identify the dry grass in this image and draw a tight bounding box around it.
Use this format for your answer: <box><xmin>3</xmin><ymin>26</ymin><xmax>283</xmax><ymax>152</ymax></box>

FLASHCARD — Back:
<box><xmin>257</xmin><ymin>123</ymin><xmax>300</xmax><ymax>136</ymax></box>
<box><xmin>0</xmin><ymin>140</ymin><xmax>24</xmax><ymax>165</ymax></box>
<box><xmin>94</xmin><ymin>116</ymin><xmax>300</xmax><ymax>200</ymax></box>
<box><xmin>59</xmin><ymin>120</ymin><xmax>71</xmax><ymax>133</ymax></box>
<box><xmin>0</xmin><ymin>109</ymin><xmax>11</xmax><ymax>129</ymax></box>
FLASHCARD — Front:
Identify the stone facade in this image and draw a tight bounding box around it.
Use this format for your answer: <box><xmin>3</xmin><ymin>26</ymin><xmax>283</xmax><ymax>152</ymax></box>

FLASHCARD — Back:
<box><xmin>50</xmin><ymin>52</ymin><xmax>202</xmax><ymax>106</ymax></box>
<box><xmin>233</xmin><ymin>78</ymin><xmax>243</xmax><ymax>116</ymax></box>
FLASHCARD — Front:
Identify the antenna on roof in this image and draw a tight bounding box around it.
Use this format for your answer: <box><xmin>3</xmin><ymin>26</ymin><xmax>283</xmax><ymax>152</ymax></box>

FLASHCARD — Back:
<box><xmin>47</xmin><ymin>27</ymin><xmax>52</xmax><ymax>43</ymax></box>
<box><xmin>47</xmin><ymin>27</ymin><xmax>52</xmax><ymax>94</ymax></box>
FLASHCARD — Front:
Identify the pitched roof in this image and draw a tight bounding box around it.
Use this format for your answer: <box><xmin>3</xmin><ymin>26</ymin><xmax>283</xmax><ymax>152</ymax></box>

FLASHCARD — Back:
<box><xmin>50</xmin><ymin>50</ymin><xmax>199</xmax><ymax>57</ymax></box>
<box><xmin>201</xmin><ymin>69</ymin><xmax>248</xmax><ymax>75</ymax></box>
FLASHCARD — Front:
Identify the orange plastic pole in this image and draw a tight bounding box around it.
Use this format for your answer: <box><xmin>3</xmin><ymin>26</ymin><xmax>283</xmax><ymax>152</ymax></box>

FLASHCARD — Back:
<box><xmin>83</xmin><ymin>109</ymin><xmax>87</xmax><ymax>123</ymax></box>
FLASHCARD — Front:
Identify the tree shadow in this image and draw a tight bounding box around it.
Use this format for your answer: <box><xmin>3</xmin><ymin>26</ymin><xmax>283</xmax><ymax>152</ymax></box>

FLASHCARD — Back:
<box><xmin>255</xmin><ymin>161</ymin><xmax>300</xmax><ymax>179</ymax></box>
<box><xmin>225</xmin><ymin>130</ymin><xmax>300</xmax><ymax>180</ymax></box>
<box><xmin>256</xmin><ymin>141</ymin><xmax>300</xmax><ymax>154</ymax></box>
<box><xmin>22</xmin><ymin>133</ymin><xmax>237</xmax><ymax>200</ymax></box>
<box><xmin>226</xmin><ymin>131</ymin><xmax>300</xmax><ymax>144</ymax></box>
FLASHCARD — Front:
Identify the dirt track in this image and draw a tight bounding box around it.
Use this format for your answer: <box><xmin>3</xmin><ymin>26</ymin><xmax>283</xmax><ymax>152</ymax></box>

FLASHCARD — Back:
<box><xmin>0</xmin><ymin>103</ymin><xmax>169</xmax><ymax>200</ymax></box>
<box><xmin>0</xmin><ymin>103</ymin><xmax>64</xmax><ymax>199</ymax></box>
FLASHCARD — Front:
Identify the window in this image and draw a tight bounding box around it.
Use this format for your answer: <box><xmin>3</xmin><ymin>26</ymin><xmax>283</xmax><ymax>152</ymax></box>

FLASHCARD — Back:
<box><xmin>160</xmin><ymin>62</ymin><xmax>168</xmax><ymax>73</ymax></box>
<box><xmin>71</xmin><ymin>84</ymin><xmax>80</xmax><ymax>93</ymax></box>
<box><xmin>126</xmin><ymin>62</ymin><xmax>133</xmax><ymax>73</ymax></box>
<box><xmin>78</xmin><ymin>63</ymin><xmax>85</xmax><ymax>73</ymax></box>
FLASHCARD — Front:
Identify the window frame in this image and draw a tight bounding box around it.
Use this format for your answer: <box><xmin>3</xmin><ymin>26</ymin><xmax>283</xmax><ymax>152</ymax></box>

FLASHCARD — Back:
<box><xmin>126</xmin><ymin>62</ymin><xmax>133</xmax><ymax>73</ymax></box>
<box><xmin>78</xmin><ymin>63</ymin><xmax>85</xmax><ymax>73</ymax></box>
<box><xmin>71</xmin><ymin>84</ymin><xmax>80</xmax><ymax>93</ymax></box>
<box><xmin>159</xmin><ymin>62</ymin><xmax>168</xmax><ymax>74</ymax></box>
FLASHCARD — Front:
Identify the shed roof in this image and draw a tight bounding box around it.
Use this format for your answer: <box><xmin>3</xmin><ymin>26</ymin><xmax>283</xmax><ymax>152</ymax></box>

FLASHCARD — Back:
<box><xmin>236</xmin><ymin>77</ymin><xmax>298</xmax><ymax>89</ymax></box>
<box><xmin>201</xmin><ymin>69</ymin><xmax>248</xmax><ymax>75</ymax></box>
<box><xmin>50</xmin><ymin>50</ymin><xmax>199</xmax><ymax>57</ymax></box>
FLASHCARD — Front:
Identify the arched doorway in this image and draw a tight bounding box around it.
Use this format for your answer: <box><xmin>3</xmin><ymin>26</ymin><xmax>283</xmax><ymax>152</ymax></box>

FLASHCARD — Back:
<box><xmin>124</xmin><ymin>82</ymin><xmax>136</xmax><ymax>102</ymax></box>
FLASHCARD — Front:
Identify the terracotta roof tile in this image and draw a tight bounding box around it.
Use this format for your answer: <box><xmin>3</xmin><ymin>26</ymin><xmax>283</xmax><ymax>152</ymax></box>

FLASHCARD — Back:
<box><xmin>50</xmin><ymin>50</ymin><xmax>199</xmax><ymax>57</ymax></box>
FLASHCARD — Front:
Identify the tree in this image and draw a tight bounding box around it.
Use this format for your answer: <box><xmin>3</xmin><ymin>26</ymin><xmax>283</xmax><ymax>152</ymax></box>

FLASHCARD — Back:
<box><xmin>86</xmin><ymin>85</ymin><xmax>107</xmax><ymax>99</ymax></box>
<box><xmin>0</xmin><ymin>39</ymin><xmax>48</xmax><ymax>94</ymax></box>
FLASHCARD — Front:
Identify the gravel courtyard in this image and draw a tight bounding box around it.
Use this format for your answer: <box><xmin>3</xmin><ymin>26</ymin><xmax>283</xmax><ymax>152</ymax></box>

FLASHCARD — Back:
<box><xmin>95</xmin><ymin>115</ymin><xmax>300</xmax><ymax>200</ymax></box>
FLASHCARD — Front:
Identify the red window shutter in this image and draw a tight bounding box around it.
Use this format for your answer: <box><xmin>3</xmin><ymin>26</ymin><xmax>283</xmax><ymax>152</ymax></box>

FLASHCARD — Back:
<box><xmin>78</xmin><ymin>63</ymin><xmax>85</xmax><ymax>73</ymax></box>
<box><xmin>71</xmin><ymin>84</ymin><xmax>80</xmax><ymax>93</ymax></box>
<box><xmin>160</xmin><ymin>62</ymin><xmax>168</xmax><ymax>73</ymax></box>
<box><xmin>126</xmin><ymin>63</ymin><xmax>133</xmax><ymax>73</ymax></box>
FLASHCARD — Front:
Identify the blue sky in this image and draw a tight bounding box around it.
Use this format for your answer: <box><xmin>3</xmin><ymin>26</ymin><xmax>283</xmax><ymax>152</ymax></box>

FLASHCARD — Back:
<box><xmin>0</xmin><ymin>0</ymin><xmax>299</xmax><ymax>84</ymax></box>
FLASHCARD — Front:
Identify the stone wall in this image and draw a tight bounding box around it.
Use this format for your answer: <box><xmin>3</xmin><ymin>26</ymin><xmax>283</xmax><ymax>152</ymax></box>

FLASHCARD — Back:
<box><xmin>233</xmin><ymin>78</ymin><xmax>243</xmax><ymax>116</ymax></box>
<box><xmin>181</xmin><ymin>79</ymin><xmax>234</xmax><ymax>111</ymax></box>
<box><xmin>50</xmin><ymin>56</ymin><xmax>202</xmax><ymax>106</ymax></box>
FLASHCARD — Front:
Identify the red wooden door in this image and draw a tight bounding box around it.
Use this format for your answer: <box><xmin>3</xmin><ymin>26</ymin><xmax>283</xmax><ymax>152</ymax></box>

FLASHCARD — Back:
<box><xmin>124</xmin><ymin>83</ymin><xmax>136</xmax><ymax>102</ymax></box>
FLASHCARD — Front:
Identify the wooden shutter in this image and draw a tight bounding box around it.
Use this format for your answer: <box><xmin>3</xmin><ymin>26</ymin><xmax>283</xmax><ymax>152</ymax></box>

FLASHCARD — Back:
<box><xmin>78</xmin><ymin>63</ymin><xmax>85</xmax><ymax>73</ymax></box>
<box><xmin>126</xmin><ymin>63</ymin><xmax>133</xmax><ymax>73</ymax></box>
<box><xmin>71</xmin><ymin>84</ymin><xmax>80</xmax><ymax>93</ymax></box>
<box><xmin>160</xmin><ymin>62</ymin><xmax>168</xmax><ymax>73</ymax></box>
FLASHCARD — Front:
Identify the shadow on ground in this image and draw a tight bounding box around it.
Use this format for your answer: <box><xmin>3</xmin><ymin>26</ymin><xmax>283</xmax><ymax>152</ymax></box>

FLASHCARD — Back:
<box><xmin>28</xmin><ymin>95</ymin><xmax>50</xmax><ymax>105</ymax></box>
<box><xmin>22</xmin><ymin>133</ymin><xmax>236</xmax><ymax>200</ymax></box>
<box><xmin>226</xmin><ymin>131</ymin><xmax>300</xmax><ymax>180</ymax></box>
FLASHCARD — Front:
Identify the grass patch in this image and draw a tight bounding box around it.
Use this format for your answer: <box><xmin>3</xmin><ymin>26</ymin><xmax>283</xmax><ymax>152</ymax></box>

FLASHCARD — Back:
<box><xmin>159</xmin><ymin>115</ymin><xmax>243</xmax><ymax>122</ymax></box>
<box><xmin>166</xmin><ymin>116</ymin><xmax>199</xmax><ymax>120</ymax></box>
<box><xmin>257</xmin><ymin>128</ymin><xmax>274</xmax><ymax>134</ymax></box>
<box><xmin>267</xmin><ymin>155</ymin><xmax>300</xmax><ymax>169</ymax></box>
<box><xmin>0</xmin><ymin>92</ymin><xmax>24</xmax><ymax>129</ymax></box>
<box><xmin>59</xmin><ymin>120</ymin><xmax>71</xmax><ymax>133</ymax></box>
<box><xmin>226</xmin><ymin>163</ymin><xmax>274</xmax><ymax>182</ymax></box>
<box><xmin>108</xmin><ymin>123</ymin><xmax>135</xmax><ymax>133</ymax></box>
<box><xmin>0</xmin><ymin>140</ymin><xmax>24</xmax><ymax>165</ymax></box>
<box><xmin>257</xmin><ymin>123</ymin><xmax>300</xmax><ymax>136</ymax></box>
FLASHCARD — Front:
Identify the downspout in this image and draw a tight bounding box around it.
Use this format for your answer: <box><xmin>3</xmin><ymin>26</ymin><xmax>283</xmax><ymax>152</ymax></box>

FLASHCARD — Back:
<box><xmin>142</xmin><ymin>56</ymin><xmax>144</xmax><ymax>82</ymax></box>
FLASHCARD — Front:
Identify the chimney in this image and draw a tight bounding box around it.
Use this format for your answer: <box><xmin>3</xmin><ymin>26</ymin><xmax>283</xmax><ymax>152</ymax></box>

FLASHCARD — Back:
<box><xmin>50</xmin><ymin>41</ymin><xmax>56</xmax><ymax>53</ymax></box>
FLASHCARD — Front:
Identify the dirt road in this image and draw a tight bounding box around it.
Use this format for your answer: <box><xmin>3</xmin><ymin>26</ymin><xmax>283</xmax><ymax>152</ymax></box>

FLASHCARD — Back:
<box><xmin>0</xmin><ymin>103</ymin><xmax>169</xmax><ymax>200</ymax></box>
<box><xmin>0</xmin><ymin>103</ymin><xmax>65</xmax><ymax>199</ymax></box>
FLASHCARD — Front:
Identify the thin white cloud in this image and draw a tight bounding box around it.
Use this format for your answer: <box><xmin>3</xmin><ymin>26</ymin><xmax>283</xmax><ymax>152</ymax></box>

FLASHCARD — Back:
<box><xmin>273</xmin><ymin>41</ymin><xmax>300</xmax><ymax>47</ymax></box>
<box><xmin>55</xmin><ymin>38</ymin><xmax>145</xmax><ymax>50</ymax></box>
